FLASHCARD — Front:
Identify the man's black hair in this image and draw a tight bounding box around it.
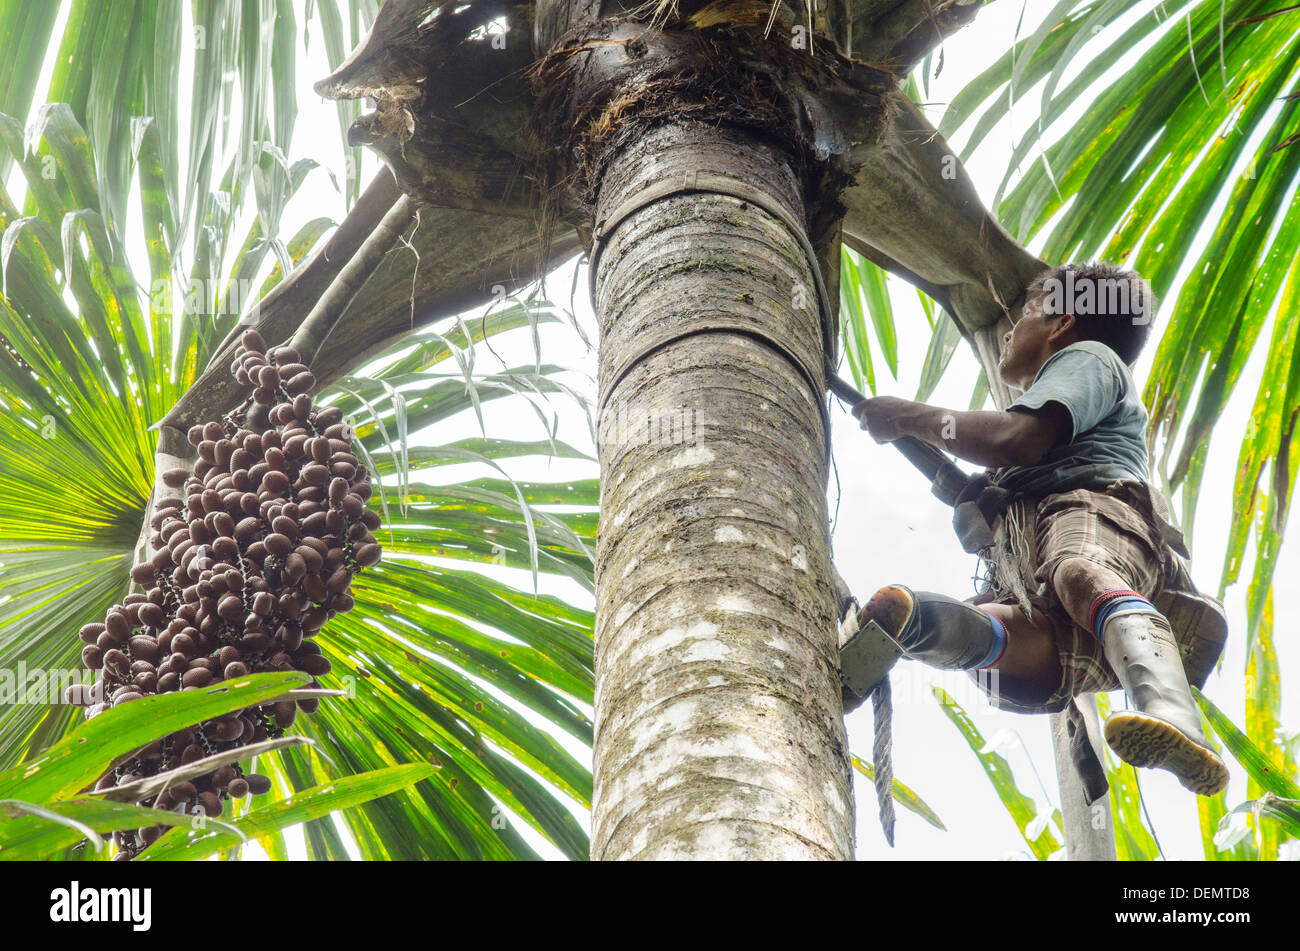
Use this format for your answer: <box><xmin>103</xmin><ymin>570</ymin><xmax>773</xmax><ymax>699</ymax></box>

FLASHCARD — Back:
<box><xmin>1026</xmin><ymin>262</ymin><xmax>1156</xmax><ymax>364</ymax></box>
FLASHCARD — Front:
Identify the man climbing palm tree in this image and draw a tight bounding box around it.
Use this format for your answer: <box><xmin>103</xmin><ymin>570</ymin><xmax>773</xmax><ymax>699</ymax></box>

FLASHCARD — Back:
<box><xmin>848</xmin><ymin>262</ymin><xmax>1229</xmax><ymax>797</ymax></box>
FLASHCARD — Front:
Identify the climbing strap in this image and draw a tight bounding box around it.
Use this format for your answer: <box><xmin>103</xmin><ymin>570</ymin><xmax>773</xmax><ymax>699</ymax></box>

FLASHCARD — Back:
<box><xmin>588</xmin><ymin>170</ymin><xmax>838</xmax><ymax>458</ymax></box>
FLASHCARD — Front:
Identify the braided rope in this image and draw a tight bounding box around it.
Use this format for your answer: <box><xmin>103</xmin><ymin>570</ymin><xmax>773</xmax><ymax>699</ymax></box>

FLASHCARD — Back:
<box><xmin>871</xmin><ymin>675</ymin><xmax>895</xmax><ymax>847</ymax></box>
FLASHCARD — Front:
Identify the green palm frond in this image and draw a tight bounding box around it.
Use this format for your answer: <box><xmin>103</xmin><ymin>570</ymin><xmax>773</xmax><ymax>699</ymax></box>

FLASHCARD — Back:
<box><xmin>932</xmin><ymin>686</ymin><xmax>1064</xmax><ymax>859</ymax></box>
<box><xmin>1</xmin><ymin>3</ymin><xmax>599</xmax><ymax>861</ymax></box>
<box><xmin>0</xmin><ymin>672</ymin><xmax>434</xmax><ymax>861</ymax></box>
<box><xmin>1197</xmin><ymin>685</ymin><xmax>1300</xmax><ymax>853</ymax></box>
<box><xmin>849</xmin><ymin>754</ymin><xmax>947</xmax><ymax>832</ymax></box>
<box><xmin>1197</xmin><ymin>686</ymin><xmax>1300</xmax><ymax>802</ymax></box>
<box><xmin>1094</xmin><ymin>693</ymin><xmax>1163</xmax><ymax>861</ymax></box>
<box><xmin>1243</xmin><ymin>589</ymin><xmax>1296</xmax><ymax>858</ymax></box>
<box><xmin>1226</xmin><ymin>794</ymin><xmax>1300</xmax><ymax>840</ymax></box>
<box><xmin>0</xmin><ymin>1</ymin><xmax>376</xmax><ymax>265</ymax></box>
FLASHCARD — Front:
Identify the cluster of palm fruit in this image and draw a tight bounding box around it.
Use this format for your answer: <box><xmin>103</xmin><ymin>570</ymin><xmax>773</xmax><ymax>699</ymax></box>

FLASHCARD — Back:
<box><xmin>67</xmin><ymin>330</ymin><xmax>381</xmax><ymax>858</ymax></box>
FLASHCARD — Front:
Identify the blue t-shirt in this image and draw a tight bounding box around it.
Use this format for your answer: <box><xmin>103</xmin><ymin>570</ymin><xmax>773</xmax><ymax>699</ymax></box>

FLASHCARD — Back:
<box><xmin>991</xmin><ymin>340</ymin><xmax>1150</xmax><ymax>497</ymax></box>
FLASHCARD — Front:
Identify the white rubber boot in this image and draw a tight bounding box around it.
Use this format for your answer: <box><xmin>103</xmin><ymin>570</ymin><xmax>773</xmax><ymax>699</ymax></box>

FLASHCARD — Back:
<box><xmin>1101</xmin><ymin>610</ymin><xmax>1229</xmax><ymax>796</ymax></box>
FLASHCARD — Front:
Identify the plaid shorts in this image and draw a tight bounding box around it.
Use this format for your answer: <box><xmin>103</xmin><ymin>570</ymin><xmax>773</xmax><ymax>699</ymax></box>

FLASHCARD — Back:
<box><xmin>970</xmin><ymin>480</ymin><xmax>1195</xmax><ymax>715</ymax></box>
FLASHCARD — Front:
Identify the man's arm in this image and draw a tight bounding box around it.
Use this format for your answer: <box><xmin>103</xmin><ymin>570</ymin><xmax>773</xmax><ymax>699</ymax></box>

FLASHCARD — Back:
<box><xmin>853</xmin><ymin>396</ymin><xmax>1072</xmax><ymax>469</ymax></box>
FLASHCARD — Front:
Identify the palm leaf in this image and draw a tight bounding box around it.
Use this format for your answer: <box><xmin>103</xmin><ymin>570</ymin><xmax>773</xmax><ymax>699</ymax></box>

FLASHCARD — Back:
<box><xmin>139</xmin><ymin>764</ymin><xmax>437</xmax><ymax>861</ymax></box>
<box><xmin>932</xmin><ymin>685</ymin><xmax>1063</xmax><ymax>859</ymax></box>
<box><xmin>1227</xmin><ymin>794</ymin><xmax>1300</xmax><ymax>839</ymax></box>
<box><xmin>1243</xmin><ymin>588</ymin><xmax>1295</xmax><ymax>858</ymax></box>
<box><xmin>1</xmin><ymin>6</ymin><xmax>598</xmax><ymax>862</ymax></box>
<box><xmin>1094</xmin><ymin>693</ymin><xmax>1161</xmax><ymax>860</ymax></box>
<box><xmin>1196</xmin><ymin>687</ymin><xmax>1300</xmax><ymax>801</ymax></box>
<box><xmin>849</xmin><ymin>754</ymin><xmax>947</xmax><ymax>831</ymax></box>
<box><xmin>0</xmin><ymin>672</ymin><xmax>306</xmax><ymax>808</ymax></box>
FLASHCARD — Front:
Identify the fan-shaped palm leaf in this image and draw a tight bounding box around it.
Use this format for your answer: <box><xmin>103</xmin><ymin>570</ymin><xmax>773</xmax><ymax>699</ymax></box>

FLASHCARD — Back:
<box><xmin>0</xmin><ymin>2</ymin><xmax>600</xmax><ymax>860</ymax></box>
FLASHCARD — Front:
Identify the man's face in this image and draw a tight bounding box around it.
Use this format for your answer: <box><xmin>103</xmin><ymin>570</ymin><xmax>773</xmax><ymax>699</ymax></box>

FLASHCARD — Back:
<box><xmin>998</xmin><ymin>289</ymin><xmax>1058</xmax><ymax>389</ymax></box>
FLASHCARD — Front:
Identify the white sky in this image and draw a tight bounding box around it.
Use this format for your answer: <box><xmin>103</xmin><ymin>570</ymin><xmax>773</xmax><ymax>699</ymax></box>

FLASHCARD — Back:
<box><xmin>15</xmin><ymin>0</ymin><xmax>1297</xmax><ymax>860</ymax></box>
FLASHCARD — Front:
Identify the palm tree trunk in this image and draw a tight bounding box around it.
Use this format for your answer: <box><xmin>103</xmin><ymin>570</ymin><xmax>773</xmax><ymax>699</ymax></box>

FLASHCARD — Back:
<box><xmin>589</xmin><ymin>121</ymin><xmax>853</xmax><ymax>860</ymax></box>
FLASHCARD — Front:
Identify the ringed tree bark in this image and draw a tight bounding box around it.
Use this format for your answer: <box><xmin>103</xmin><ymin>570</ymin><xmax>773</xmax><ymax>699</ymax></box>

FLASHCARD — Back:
<box><xmin>586</xmin><ymin>123</ymin><xmax>853</xmax><ymax>859</ymax></box>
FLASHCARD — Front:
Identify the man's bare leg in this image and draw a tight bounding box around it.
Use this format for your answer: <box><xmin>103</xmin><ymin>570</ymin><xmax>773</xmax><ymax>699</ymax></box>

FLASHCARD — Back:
<box><xmin>1048</xmin><ymin>557</ymin><xmax>1134</xmax><ymax>632</ymax></box>
<box><xmin>976</xmin><ymin>602</ymin><xmax>1062</xmax><ymax>705</ymax></box>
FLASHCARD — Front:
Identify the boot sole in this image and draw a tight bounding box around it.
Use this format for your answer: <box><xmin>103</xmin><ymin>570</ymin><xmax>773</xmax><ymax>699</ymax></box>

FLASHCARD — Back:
<box><xmin>1104</xmin><ymin>711</ymin><xmax>1229</xmax><ymax>796</ymax></box>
